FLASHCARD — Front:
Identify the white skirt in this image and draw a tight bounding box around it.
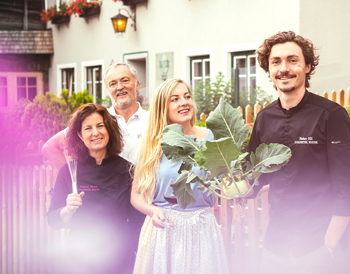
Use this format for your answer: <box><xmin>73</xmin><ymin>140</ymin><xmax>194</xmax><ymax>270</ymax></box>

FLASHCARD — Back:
<box><xmin>147</xmin><ymin>207</ymin><xmax>229</xmax><ymax>274</ymax></box>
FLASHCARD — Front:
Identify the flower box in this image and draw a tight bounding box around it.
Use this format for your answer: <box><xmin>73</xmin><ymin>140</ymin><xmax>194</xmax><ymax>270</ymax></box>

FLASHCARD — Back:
<box><xmin>79</xmin><ymin>6</ymin><xmax>101</xmax><ymax>18</ymax></box>
<box><xmin>51</xmin><ymin>15</ymin><xmax>70</xmax><ymax>24</ymax></box>
<box><xmin>123</xmin><ymin>0</ymin><xmax>147</xmax><ymax>5</ymax></box>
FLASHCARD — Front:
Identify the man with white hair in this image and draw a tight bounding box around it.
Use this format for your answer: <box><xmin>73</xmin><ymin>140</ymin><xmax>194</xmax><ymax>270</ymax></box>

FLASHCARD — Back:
<box><xmin>42</xmin><ymin>62</ymin><xmax>149</xmax><ymax>167</ymax></box>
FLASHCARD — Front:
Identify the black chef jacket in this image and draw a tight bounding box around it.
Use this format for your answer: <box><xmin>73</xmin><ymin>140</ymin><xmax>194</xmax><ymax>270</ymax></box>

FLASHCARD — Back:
<box><xmin>47</xmin><ymin>155</ymin><xmax>145</xmax><ymax>274</ymax></box>
<box><xmin>247</xmin><ymin>90</ymin><xmax>350</xmax><ymax>257</ymax></box>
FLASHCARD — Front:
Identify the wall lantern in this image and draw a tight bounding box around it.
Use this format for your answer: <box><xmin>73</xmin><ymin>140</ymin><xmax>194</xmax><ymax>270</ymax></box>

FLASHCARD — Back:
<box><xmin>111</xmin><ymin>7</ymin><xmax>136</xmax><ymax>33</ymax></box>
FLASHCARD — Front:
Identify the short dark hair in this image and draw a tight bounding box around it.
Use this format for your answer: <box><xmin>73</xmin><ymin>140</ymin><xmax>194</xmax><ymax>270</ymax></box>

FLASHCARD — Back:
<box><xmin>256</xmin><ymin>31</ymin><xmax>320</xmax><ymax>88</ymax></box>
<box><xmin>65</xmin><ymin>103</ymin><xmax>123</xmax><ymax>162</ymax></box>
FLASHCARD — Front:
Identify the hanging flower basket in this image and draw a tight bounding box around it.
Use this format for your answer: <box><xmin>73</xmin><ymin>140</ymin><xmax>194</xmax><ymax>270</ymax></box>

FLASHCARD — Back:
<box><xmin>79</xmin><ymin>5</ymin><xmax>101</xmax><ymax>18</ymax></box>
<box><xmin>51</xmin><ymin>15</ymin><xmax>71</xmax><ymax>24</ymax></box>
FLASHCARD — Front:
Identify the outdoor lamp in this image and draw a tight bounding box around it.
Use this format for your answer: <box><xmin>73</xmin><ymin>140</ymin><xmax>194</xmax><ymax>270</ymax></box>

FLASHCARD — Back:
<box><xmin>111</xmin><ymin>7</ymin><xmax>136</xmax><ymax>33</ymax></box>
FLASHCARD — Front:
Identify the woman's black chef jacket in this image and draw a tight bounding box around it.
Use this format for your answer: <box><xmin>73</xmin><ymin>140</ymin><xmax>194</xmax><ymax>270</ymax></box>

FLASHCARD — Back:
<box><xmin>47</xmin><ymin>155</ymin><xmax>144</xmax><ymax>274</ymax></box>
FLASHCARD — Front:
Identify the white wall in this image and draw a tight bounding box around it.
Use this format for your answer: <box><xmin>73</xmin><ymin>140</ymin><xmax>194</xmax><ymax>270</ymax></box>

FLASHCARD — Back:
<box><xmin>48</xmin><ymin>0</ymin><xmax>303</xmax><ymax>103</ymax></box>
<box><xmin>300</xmin><ymin>0</ymin><xmax>350</xmax><ymax>99</ymax></box>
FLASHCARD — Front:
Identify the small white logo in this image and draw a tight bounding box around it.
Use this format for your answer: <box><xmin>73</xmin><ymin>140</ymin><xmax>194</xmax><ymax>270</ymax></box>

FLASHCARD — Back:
<box><xmin>331</xmin><ymin>141</ymin><xmax>341</xmax><ymax>144</ymax></box>
<box><xmin>294</xmin><ymin>136</ymin><xmax>318</xmax><ymax>145</ymax></box>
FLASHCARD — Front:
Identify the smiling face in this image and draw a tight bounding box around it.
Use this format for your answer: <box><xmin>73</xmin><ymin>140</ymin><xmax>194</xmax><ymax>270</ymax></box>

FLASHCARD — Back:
<box><xmin>105</xmin><ymin>65</ymin><xmax>139</xmax><ymax>110</ymax></box>
<box><xmin>167</xmin><ymin>83</ymin><xmax>194</xmax><ymax>126</ymax></box>
<box><xmin>268</xmin><ymin>42</ymin><xmax>311</xmax><ymax>94</ymax></box>
<box><xmin>78</xmin><ymin>112</ymin><xmax>109</xmax><ymax>157</ymax></box>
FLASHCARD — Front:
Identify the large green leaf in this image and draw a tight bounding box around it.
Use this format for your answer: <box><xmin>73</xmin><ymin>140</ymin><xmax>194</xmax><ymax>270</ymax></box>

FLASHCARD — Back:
<box><xmin>161</xmin><ymin>124</ymin><xmax>205</xmax><ymax>163</ymax></box>
<box><xmin>206</xmin><ymin>99</ymin><xmax>249</xmax><ymax>148</ymax></box>
<box><xmin>171</xmin><ymin>170</ymin><xmax>205</xmax><ymax>209</ymax></box>
<box><xmin>249</xmin><ymin>143</ymin><xmax>291</xmax><ymax>174</ymax></box>
<box><xmin>161</xmin><ymin>141</ymin><xmax>190</xmax><ymax>164</ymax></box>
<box><xmin>201</xmin><ymin>137</ymin><xmax>240</xmax><ymax>179</ymax></box>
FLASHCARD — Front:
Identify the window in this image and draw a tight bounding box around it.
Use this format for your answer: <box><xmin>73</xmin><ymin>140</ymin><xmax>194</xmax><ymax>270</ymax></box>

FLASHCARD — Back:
<box><xmin>61</xmin><ymin>68</ymin><xmax>75</xmax><ymax>94</ymax></box>
<box><xmin>0</xmin><ymin>77</ymin><xmax>8</xmax><ymax>107</ymax></box>
<box><xmin>86</xmin><ymin>66</ymin><xmax>102</xmax><ymax>103</ymax></box>
<box><xmin>17</xmin><ymin>77</ymin><xmax>37</xmax><ymax>102</ymax></box>
<box><xmin>190</xmin><ymin>56</ymin><xmax>210</xmax><ymax>89</ymax></box>
<box><xmin>232</xmin><ymin>51</ymin><xmax>257</xmax><ymax>93</ymax></box>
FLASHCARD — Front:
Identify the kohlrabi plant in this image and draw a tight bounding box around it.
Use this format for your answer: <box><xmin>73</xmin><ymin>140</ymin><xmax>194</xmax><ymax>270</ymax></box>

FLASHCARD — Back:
<box><xmin>161</xmin><ymin>99</ymin><xmax>292</xmax><ymax>209</ymax></box>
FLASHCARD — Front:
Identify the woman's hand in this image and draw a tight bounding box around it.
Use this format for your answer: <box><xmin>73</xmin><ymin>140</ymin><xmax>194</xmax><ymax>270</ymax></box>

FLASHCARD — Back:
<box><xmin>151</xmin><ymin>206</ymin><xmax>172</xmax><ymax>229</ymax></box>
<box><xmin>60</xmin><ymin>192</ymin><xmax>85</xmax><ymax>223</ymax></box>
<box><xmin>66</xmin><ymin>192</ymin><xmax>85</xmax><ymax>213</ymax></box>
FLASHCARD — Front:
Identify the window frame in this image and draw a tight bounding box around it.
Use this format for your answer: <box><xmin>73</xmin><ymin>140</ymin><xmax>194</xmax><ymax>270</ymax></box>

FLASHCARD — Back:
<box><xmin>81</xmin><ymin>60</ymin><xmax>105</xmax><ymax>103</ymax></box>
<box><xmin>0</xmin><ymin>72</ymin><xmax>43</xmax><ymax>112</ymax></box>
<box><xmin>231</xmin><ymin>50</ymin><xmax>257</xmax><ymax>95</ymax></box>
<box><xmin>190</xmin><ymin>55</ymin><xmax>210</xmax><ymax>90</ymax></box>
<box><xmin>57</xmin><ymin>63</ymin><xmax>76</xmax><ymax>96</ymax></box>
<box><xmin>0</xmin><ymin>76</ymin><xmax>8</xmax><ymax>107</ymax></box>
<box><xmin>86</xmin><ymin>65</ymin><xmax>102</xmax><ymax>104</ymax></box>
<box><xmin>16</xmin><ymin>76</ymin><xmax>38</xmax><ymax>102</ymax></box>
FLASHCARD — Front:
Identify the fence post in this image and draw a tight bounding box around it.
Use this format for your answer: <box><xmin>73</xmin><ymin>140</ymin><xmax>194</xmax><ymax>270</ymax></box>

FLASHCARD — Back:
<box><xmin>339</xmin><ymin>89</ymin><xmax>345</xmax><ymax>107</ymax></box>
<box><xmin>233</xmin><ymin>199</ymin><xmax>246</xmax><ymax>273</ymax></box>
<box><xmin>237</xmin><ymin>106</ymin><xmax>243</xmax><ymax>116</ymax></box>
<box><xmin>331</xmin><ymin>90</ymin><xmax>337</xmax><ymax>102</ymax></box>
<box><xmin>246</xmin><ymin>198</ymin><xmax>260</xmax><ymax>273</ymax></box>
<box><xmin>200</xmin><ymin>113</ymin><xmax>206</xmax><ymax>122</ymax></box>
<box><xmin>18</xmin><ymin>166</ymin><xmax>27</xmax><ymax>274</ymax></box>
<box><xmin>263</xmin><ymin>102</ymin><xmax>269</xmax><ymax>108</ymax></box>
<box><xmin>347</xmin><ymin>88</ymin><xmax>350</xmax><ymax>108</ymax></box>
<box><xmin>245</xmin><ymin>105</ymin><xmax>252</xmax><ymax>124</ymax></box>
<box><xmin>12</xmin><ymin>166</ymin><xmax>20</xmax><ymax>274</ymax></box>
<box><xmin>323</xmin><ymin>91</ymin><xmax>328</xmax><ymax>99</ymax></box>
<box><xmin>254</xmin><ymin>103</ymin><xmax>261</xmax><ymax>119</ymax></box>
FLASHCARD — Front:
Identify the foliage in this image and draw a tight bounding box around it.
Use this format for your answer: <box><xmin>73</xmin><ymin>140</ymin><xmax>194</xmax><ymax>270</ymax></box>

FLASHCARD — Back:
<box><xmin>40</xmin><ymin>2</ymin><xmax>73</xmax><ymax>23</ymax></box>
<box><xmin>137</xmin><ymin>94</ymin><xmax>149</xmax><ymax>110</ymax></box>
<box><xmin>346</xmin><ymin>106</ymin><xmax>350</xmax><ymax>117</ymax></box>
<box><xmin>21</xmin><ymin>92</ymin><xmax>70</xmax><ymax>143</ymax></box>
<box><xmin>40</xmin><ymin>0</ymin><xmax>102</xmax><ymax>22</ymax></box>
<box><xmin>194</xmin><ymin>72</ymin><xmax>233</xmax><ymax>117</ymax></box>
<box><xmin>97</xmin><ymin>95</ymin><xmax>112</xmax><ymax>109</ymax></box>
<box><xmin>61</xmin><ymin>89</ymin><xmax>94</xmax><ymax>112</ymax></box>
<box><xmin>195</xmin><ymin>120</ymin><xmax>206</xmax><ymax>127</ymax></box>
<box><xmin>0</xmin><ymin>98</ymin><xmax>32</xmax><ymax>148</ymax></box>
<box><xmin>161</xmin><ymin>99</ymin><xmax>291</xmax><ymax>209</ymax></box>
<box><xmin>193</xmin><ymin>72</ymin><xmax>274</xmax><ymax>117</ymax></box>
<box><xmin>239</xmin><ymin>86</ymin><xmax>274</xmax><ymax>111</ymax></box>
<box><xmin>71</xmin><ymin>0</ymin><xmax>102</xmax><ymax>16</ymax></box>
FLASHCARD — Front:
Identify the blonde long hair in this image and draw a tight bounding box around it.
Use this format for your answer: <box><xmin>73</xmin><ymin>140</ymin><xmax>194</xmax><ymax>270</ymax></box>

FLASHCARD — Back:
<box><xmin>135</xmin><ymin>79</ymin><xmax>196</xmax><ymax>203</ymax></box>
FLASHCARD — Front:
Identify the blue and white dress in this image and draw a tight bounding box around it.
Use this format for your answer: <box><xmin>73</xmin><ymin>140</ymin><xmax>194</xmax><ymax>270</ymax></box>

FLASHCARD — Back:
<box><xmin>142</xmin><ymin>129</ymin><xmax>230</xmax><ymax>274</ymax></box>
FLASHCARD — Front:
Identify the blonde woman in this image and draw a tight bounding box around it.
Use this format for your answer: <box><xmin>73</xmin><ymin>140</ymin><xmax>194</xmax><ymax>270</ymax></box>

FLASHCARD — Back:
<box><xmin>131</xmin><ymin>79</ymin><xmax>229</xmax><ymax>274</ymax></box>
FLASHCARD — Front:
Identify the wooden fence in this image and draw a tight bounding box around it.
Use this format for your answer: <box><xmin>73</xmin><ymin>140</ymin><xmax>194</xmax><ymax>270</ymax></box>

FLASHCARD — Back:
<box><xmin>0</xmin><ymin>164</ymin><xmax>268</xmax><ymax>274</ymax></box>
<box><xmin>1</xmin><ymin>88</ymin><xmax>350</xmax><ymax>274</ymax></box>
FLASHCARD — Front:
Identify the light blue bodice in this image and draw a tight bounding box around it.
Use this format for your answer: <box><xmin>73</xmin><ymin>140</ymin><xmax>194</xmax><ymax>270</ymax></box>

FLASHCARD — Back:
<box><xmin>153</xmin><ymin>129</ymin><xmax>216</xmax><ymax>211</ymax></box>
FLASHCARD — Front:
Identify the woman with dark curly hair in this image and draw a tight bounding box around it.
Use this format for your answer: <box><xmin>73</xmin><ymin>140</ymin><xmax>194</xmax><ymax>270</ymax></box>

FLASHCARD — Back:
<box><xmin>47</xmin><ymin>103</ymin><xmax>143</xmax><ymax>274</ymax></box>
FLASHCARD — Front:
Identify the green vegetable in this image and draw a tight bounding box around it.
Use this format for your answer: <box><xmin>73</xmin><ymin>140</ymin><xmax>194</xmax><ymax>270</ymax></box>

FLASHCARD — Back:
<box><xmin>222</xmin><ymin>179</ymin><xmax>249</xmax><ymax>198</ymax></box>
<box><xmin>161</xmin><ymin>99</ymin><xmax>292</xmax><ymax>209</ymax></box>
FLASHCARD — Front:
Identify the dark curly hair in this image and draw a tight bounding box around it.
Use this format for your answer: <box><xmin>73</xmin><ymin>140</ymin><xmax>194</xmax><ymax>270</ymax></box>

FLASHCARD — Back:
<box><xmin>256</xmin><ymin>31</ymin><xmax>320</xmax><ymax>88</ymax></box>
<box><xmin>65</xmin><ymin>103</ymin><xmax>123</xmax><ymax>162</ymax></box>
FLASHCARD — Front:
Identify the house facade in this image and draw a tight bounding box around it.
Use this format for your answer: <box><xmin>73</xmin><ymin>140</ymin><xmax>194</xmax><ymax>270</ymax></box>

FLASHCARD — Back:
<box><xmin>38</xmin><ymin>0</ymin><xmax>350</xmax><ymax>107</ymax></box>
<box><xmin>0</xmin><ymin>0</ymin><xmax>54</xmax><ymax>114</ymax></box>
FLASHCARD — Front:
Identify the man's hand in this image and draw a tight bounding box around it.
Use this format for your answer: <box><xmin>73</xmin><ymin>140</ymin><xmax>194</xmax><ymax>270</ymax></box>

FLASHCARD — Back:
<box><xmin>42</xmin><ymin>130</ymin><xmax>66</xmax><ymax>169</ymax></box>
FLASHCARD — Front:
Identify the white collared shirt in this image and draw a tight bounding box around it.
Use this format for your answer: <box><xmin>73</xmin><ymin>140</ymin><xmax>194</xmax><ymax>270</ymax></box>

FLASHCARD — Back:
<box><xmin>107</xmin><ymin>103</ymin><xmax>149</xmax><ymax>164</ymax></box>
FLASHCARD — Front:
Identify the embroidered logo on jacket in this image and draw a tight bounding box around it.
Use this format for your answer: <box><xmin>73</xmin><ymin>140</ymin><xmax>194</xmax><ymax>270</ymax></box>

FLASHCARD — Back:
<box><xmin>294</xmin><ymin>137</ymin><xmax>318</xmax><ymax>144</ymax></box>
<box><xmin>78</xmin><ymin>185</ymin><xmax>100</xmax><ymax>192</ymax></box>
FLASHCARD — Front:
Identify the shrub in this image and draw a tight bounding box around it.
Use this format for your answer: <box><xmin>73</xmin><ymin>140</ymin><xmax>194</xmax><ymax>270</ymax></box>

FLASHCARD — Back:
<box><xmin>21</xmin><ymin>90</ymin><xmax>93</xmax><ymax>143</ymax></box>
<box><xmin>193</xmin><ymin>72</ymin><xmax>274</xmax><ymax>117</ymax></box>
